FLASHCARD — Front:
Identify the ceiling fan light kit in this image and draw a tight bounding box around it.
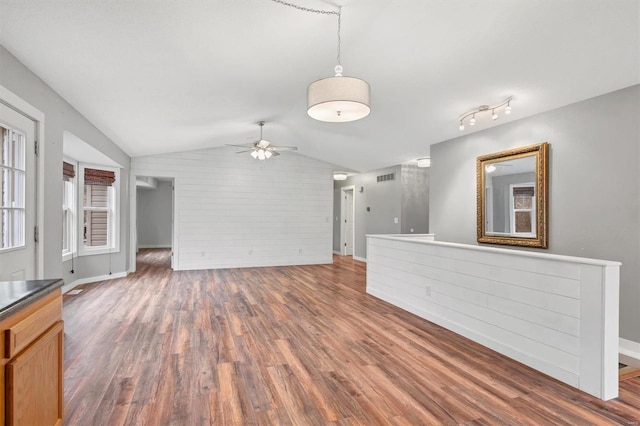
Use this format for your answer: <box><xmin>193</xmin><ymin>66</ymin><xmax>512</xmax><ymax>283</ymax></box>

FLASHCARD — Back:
<box><xmin>227</xmin><ymin>121</ymin><xmax>298</xmax><ymax>161</ymax></box>
<box><xmin>458</xmin><ymin>97</ymin><xmax>512</xmax><ymax>131</ymax></box>
<box><xmin>270</xmin><ymin>0</ymin><xmax>371</xmax><ymax>123</ymax></box>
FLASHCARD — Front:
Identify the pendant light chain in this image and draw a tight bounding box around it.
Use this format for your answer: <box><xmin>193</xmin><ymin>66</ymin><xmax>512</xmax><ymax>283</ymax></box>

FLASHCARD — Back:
<box><xmin>336</xmin><ymin>7</ymin><xmax>342</xmax><ymax>68</ymax></box>
<box><xmin>270</xmin><ymin>0</ymin><xmax>371</xmax><ymax>122</ymax></box>
<box><xmin>268</xmin><ymin>0</ymin><xmax>339</xmax><ymax>17</ymax></box>
<box><xmin>268</xmin><ymin>0</ymin><xmax>342</xmax><ymax>71</ymax></box>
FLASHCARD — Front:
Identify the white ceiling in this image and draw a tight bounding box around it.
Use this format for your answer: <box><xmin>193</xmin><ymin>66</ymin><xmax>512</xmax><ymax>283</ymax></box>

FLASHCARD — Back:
<box><xmin>1</xmin><ymin>0</ymin><xmax>638</xmax><ymax>172</ymax></box>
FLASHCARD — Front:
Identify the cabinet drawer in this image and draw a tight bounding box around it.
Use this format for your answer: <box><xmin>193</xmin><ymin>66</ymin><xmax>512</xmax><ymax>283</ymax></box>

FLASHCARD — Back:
<box><xmin>5</xmin><ymin>296</ymin><xmax>62</xmax><ymax>358</ymax></box>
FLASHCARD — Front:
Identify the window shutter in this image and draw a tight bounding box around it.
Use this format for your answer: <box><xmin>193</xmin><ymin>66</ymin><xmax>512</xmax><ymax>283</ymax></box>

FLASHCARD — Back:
<box><xmin>513</xmin><ymin>187</ymin><xmax>534</xmax><ymax>197</ymax></box>
<box><xmin>84</xmin><ymin>168</ymin><xmax>116</xmax><ymax>186</ymax></box>
<box><xmin>63</xmin><ymin>161</ymin><xmax>75</xmax><ymax>181</ymax></box>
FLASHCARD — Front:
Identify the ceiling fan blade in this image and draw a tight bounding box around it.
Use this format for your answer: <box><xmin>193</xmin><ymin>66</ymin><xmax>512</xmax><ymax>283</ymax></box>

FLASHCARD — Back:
<box><xmin>235</xmin><ymin>150</ymin><xmax>252</xmax><ymax>154</ymax></box>
<box><xmin>271</xmin><ymin>151</ymin><xmax>281</xmax><ymax>156</ymax></box>
<box><xmin>226</xmin><ymin>143</ymin><xmax>255</xmax><ymax>148</ymax></box>
<box><xmin>271</xmin><ymin>146</ymin><xmax>298</xmax><ymax>152</ymax></box>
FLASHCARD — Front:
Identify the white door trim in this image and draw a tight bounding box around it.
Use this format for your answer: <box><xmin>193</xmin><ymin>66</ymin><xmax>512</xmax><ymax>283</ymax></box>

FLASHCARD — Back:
<box><xmin>129</xmin><ymin>173</ymin><xmax>178</xmax><ymax>272</ymax></box>
<box><xmin>0</xmin><ymin>85</ymin><xmax>45</xmax><ymax>278</ymax></box>
<box><xmin>340</xmin><ymin>185</ymin><xmax>355</xmax><ymax>256</ymax></box>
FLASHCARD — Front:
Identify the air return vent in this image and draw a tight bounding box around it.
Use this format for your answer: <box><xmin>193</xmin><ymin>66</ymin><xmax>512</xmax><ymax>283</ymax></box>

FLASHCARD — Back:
<box><xmin>376</xmin><ymin>173</ymin><xmax>395</xmax><ymax>182</ymax></box>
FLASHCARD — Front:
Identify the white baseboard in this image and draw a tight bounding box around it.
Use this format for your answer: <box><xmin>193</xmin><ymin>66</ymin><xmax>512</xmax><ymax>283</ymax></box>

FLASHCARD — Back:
<box><xmin>333</xmin><ymin>250</ymin><xmax>342</xmax><ymax>255</ymax></box>
<box><xmin>620</xmin><ymin>338</ymin><xmax>640</xmax><ymax>367</ymax></box>
<box><xmin>62</xmin><ymin>271</ymin><xmax>128</xmax><ymax>294</ymax></box>
<box><xmin>353</xmin><ymin>255</ymin><xmax>367</xmax><ymax>263</ymax></box>
<box><xmin>138</xmin><ymin>244</ymin><xmax>171</xmax><ymax>249</ymax></box>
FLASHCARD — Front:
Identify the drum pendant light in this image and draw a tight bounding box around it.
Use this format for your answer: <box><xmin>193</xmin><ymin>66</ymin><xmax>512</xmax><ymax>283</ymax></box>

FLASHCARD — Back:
<box><xmin>307</xmin><ymin>7</ymin><xmax>370</xmax><ymax>122</ymax></box>
<box><xmin>269</xmin><ymin>1</ymin><xmax>370</xmax><ymax>123</ymax></box>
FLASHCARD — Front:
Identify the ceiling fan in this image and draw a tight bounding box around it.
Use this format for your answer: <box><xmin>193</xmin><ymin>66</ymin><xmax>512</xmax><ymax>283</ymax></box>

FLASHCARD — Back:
<box><xmin>227</xmin><ymin>121</ymin><xmax>297</xmax><ymax>160</ymax></box>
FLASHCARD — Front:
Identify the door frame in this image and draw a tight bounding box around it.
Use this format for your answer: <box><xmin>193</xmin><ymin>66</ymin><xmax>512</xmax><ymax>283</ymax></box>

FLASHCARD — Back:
<box><xmin>0</xmin><ymin>85</ymin><xmax>45</xmax><ymax>278</ymax></box>
<box><xmin>340</xmin><ymin>185</ymin><xmax>355</xmax><ymax>256</ymax></box>
<box><xmin>129</xmin><ymin>173</ymin><xmax>177</xmax><ymax>272</ymax></box>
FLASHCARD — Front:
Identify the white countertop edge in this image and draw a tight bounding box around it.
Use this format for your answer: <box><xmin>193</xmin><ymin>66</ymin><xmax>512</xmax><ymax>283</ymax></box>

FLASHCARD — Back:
<box><xmin>366</xmin><ymin>234</ymin><xmax>622</xmax><ymax>267</ymax></box>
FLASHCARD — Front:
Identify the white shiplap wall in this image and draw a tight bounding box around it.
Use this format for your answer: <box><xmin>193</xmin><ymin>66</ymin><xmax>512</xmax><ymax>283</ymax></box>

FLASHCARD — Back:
<box><xmin>133</xmin><ymin>148</ymin><xmax>333</xmax><ymax>270</ymax></box>
<box><xmin>366</xmin><ymin>235</ymin><xmax>620</xmax><ymax>400</ymax></box>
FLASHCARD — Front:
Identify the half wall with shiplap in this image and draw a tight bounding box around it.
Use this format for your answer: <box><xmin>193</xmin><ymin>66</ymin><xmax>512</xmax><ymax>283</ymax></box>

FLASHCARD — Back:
<box><xmin>132</xmin><ymin>148</ymin><xmax>333</xmax><ymax>270</ymax></box>
<box><xmin>366</xmin><ymin>234</ymin><xmax>620</xmax><ymax>400</ymax></box>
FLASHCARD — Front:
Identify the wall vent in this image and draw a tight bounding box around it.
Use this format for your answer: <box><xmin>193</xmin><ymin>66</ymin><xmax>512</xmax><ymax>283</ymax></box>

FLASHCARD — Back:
<box><xmin>376</xmin><ymin>173</ymin><xmax>395</xmax><ymax>182</ymax></box>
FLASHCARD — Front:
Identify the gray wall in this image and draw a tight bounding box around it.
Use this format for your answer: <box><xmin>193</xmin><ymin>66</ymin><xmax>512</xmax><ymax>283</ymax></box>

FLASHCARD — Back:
<box><xmin>0</xmin><ymin>45</ymin><xmax>131</xmax><ymax>283</ymax></box>
<box><xmin>430</xmin><ymin>85</ymin><xmax>640</xmax><ymax>343</ymax></box>
<box><xmin>401</xmin><ymin>164</ymin><xmax>429</xmax><ymax>234</ymax></box>
<box><xmin>333</xmin><ymin>164</ymin><xmax>429</xmax><ymax>258</ymax></box>
<box><xmin>137</xmin><ymin>181</ymin><xmax>172</xmax><ymax>248</ymax></box>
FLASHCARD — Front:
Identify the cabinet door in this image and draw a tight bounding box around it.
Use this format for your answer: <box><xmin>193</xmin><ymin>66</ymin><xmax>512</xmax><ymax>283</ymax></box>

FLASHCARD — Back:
<box><xmin>6</xmin><ymin>321</ymin><xmax>64</xmax><ymax>426</ymax></box>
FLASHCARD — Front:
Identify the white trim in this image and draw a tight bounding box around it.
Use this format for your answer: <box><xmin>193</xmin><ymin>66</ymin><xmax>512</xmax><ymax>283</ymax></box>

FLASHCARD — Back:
<box><xmin>340</xmin><ymin>185</ymin><xmax>355</xmax><ymax>256</ymax></box>
<box><xmin>61</xmin><ymin>271</ymin><xmax>128</xmax><ymax>294</ymax></box>
<box><xmin>353</xmin><ymin>255</ymin><xmax>367</xmax><ymax>263</ymax></box>
<box><xmin>333</xmin><ymin>250</ymin><xmax>342</xmax><ymax>255</ymax></box>
<box><xmin>366</xmin><ymin>234</ymin><xmax>621</xmax><ymax>266</ymax></box>
<box><xmin>620</xmin><ymin>338</ymin><xmax>640</xmax><ymax>367</ymax></box>
<box><xmin>0</xmin><ymin>84</ymin><xmax>45</xmax><ymax>279</ymax></box>
<box><xmin>61</xmin><ymin>158</ymin><xmax>78</xmax><ymax>261</ymax></box>
<box><xmin>129</xmin><ymin>172</ymin><xmax>137</xmax><ymax>273</ymax></box>
<box><xmin>138</xmin><ymin>244</ymin><xmax>171</xmax><ymax>249</ymax></box>
<box><xmin>130</xmin><ymin>171</ymin><xmax>178</xmax><ymax>273</ymax></box>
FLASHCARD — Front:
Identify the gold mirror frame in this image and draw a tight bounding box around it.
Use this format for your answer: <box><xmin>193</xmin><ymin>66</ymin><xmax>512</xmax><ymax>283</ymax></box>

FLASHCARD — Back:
<box><xmin>477</xmin><ymin>142</ymin><xmax>549</xmax><ymax>248</ymax></box>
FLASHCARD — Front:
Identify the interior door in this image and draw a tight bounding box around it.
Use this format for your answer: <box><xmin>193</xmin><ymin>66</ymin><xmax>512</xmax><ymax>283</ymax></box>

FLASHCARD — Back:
<box><xmin>0</xmin><ymin>102</ymin><xmax>37</xmax><ymax>281</ymax></box>
<box><xmin>345</xmin><ymin>190</ymin><xmax>354</xmax><ymax>255</ymax></box>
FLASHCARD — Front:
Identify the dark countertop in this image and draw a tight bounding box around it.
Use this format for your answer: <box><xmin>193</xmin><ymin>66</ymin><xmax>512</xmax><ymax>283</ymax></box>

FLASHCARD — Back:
<box><xmin>0</xmin><ymin>279</ymin><xmax>64</xmax><ymax>321</ymax></box>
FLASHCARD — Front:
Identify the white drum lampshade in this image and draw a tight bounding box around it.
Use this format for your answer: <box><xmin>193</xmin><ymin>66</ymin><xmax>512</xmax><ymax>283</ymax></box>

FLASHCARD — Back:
<box><xmin>307</xmin><ymin>76</ymin><xmax>371</xmax><ymax>123</ymax></box>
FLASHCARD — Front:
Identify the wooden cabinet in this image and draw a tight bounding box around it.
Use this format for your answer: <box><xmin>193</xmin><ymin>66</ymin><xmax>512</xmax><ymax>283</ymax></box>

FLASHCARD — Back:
<box><xmin>0</xmin><ymin>290</ymin><xmax>63</xmax><ymax>426</ymax></box>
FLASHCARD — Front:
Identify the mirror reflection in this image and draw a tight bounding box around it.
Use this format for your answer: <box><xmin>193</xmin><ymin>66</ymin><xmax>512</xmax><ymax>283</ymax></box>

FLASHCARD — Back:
<box><xmin>484</xmin><ymin>155</ymin><xmax>536</xmax><ymax>237</ymax></box>
<box><xmin>477</xmin><ymin>142</ymin><xmax>549</xmax><ymax>248</ymax></box>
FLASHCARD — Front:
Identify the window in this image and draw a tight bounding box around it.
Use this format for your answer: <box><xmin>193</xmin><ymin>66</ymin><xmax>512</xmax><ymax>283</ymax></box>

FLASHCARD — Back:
<box><xmin>510</xmin><ymin>183</ymin><xmax>535</xmax><ymax>236</ymax></box>
<box><xmin>62</xmin><ymin>160</ymin><xmax>76</xmax><ymax>260</ymax></box>
<box><xmin>79</xmin><ymin>164</ymin><xmax>120</xmax><ymax>256</ymax></box>
<box><xmin>1</xmin><ymin>124</ymin><xmax>26</xmax><ymax>250</ymax></box>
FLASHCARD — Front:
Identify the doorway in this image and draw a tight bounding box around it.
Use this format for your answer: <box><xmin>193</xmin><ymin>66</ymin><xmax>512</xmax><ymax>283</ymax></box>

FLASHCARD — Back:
<box><xmin>133</xmin><ymin>176</ymin><xmax>175</xmax><ymax>270</ymax></box>
<box><xmin>340</xmin><ymin>186</ymin><xmax>355</xmax><ymax>256</ymax></box>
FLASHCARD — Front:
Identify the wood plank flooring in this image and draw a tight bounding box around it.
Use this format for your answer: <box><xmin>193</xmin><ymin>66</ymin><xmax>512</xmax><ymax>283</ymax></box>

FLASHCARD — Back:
<box><xmin>63</xmin><ymin>249</ymin><xmax>640</xmax><ymax>425</ymax></box>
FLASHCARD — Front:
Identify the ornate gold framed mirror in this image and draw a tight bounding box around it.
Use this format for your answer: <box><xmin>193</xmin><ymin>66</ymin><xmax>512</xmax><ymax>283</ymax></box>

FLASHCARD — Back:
<box><xmin>477</xmin><ymin>142</ymin><xmax>549</xmax><ymax>248</ymax></box>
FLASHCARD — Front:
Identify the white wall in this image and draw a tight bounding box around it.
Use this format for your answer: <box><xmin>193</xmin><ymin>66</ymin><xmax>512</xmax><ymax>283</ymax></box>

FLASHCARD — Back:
<box><xmin>132</xmin><ymin>149</ymin><xmax>333</xmax><ymax>270</ymax></box>
<box><xmin>0</xmin><ymin>44</ymin><xmax>131</xmax><ymax>282</ymax></box>
<box><xmin>137</xmin><ymin>181</ymin><xmax>172</xmax><ymax>248</ymax></box>
<box><xmin>429</xmin><ymin>85</ymin><xmax>640</xmax><ymax>344</ymax></box>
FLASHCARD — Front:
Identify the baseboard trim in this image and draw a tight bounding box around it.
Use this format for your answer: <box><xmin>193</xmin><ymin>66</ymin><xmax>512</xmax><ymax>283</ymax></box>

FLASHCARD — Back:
<box><xmin>138</xmin><ymin>244</ymin><xmax>171</xmax><ymax>249</ymax></box>
<box><xmin>353</xmin><ymin>255</ymin><xmax>367</xmax><ymax>263</ymax></box>
<box><xmin>62</xmin><ymin>271</ymin><xmax>128</xmax><ymax>294</ymax></box>
<box><xmin>333</xmin><ymin>250</ymin><xmax>342</xmax><ymax>255</ymax></box>
<box><xmin>620</xmin><ymin>338</ymin><xmax>640</xmax><ymax>367</ymax></box>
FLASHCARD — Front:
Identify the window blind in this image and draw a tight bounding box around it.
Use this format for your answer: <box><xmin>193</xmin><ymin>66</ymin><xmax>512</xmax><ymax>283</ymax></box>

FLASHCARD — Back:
<box><xmin>84</xmin><ymin>168</ymin><xmax>116</xmax><ymax>186</ymax></box>
<box><xmin>513</xmin><ymin>187</ymin><xmax>534</xmax><ymax>197</ymax></box>
<box><xmin>63</xmin><ymin>161</ymin><xmax>75</xmax><ymax>181</ymax></box>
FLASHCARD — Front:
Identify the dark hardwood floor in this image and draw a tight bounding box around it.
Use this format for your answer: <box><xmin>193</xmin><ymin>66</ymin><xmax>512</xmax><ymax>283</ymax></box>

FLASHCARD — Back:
<box><xmin>62</xmin><ymin>249</ymin><xmax>640</xmax><ymax>425</ymax></box>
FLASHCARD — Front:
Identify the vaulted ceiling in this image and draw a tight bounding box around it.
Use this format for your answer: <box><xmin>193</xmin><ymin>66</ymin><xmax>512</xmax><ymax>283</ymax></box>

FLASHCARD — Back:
<box><xmin>1</xmin><ymin>0</ymin><xmax>638</xmax><ymax>171</ymax></box>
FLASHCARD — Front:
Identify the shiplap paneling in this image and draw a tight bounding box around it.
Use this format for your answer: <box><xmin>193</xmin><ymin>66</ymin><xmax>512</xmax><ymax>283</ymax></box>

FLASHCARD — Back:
<box><xmin>133</xmin><ymin>148</ymin><xmax>333</xmax><ymax>270</ymax></box>
<box><xmin>366</xmin><ymin>235</ymin><xmax>620</xmax><ymax>400</ymax></box>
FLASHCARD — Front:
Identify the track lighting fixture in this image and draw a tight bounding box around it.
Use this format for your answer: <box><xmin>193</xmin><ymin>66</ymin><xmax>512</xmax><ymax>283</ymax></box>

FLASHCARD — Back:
<box><xmin>459</xmin><ymin>96</ymin><xmax>513</xmax><ymax>131</ymax></box>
